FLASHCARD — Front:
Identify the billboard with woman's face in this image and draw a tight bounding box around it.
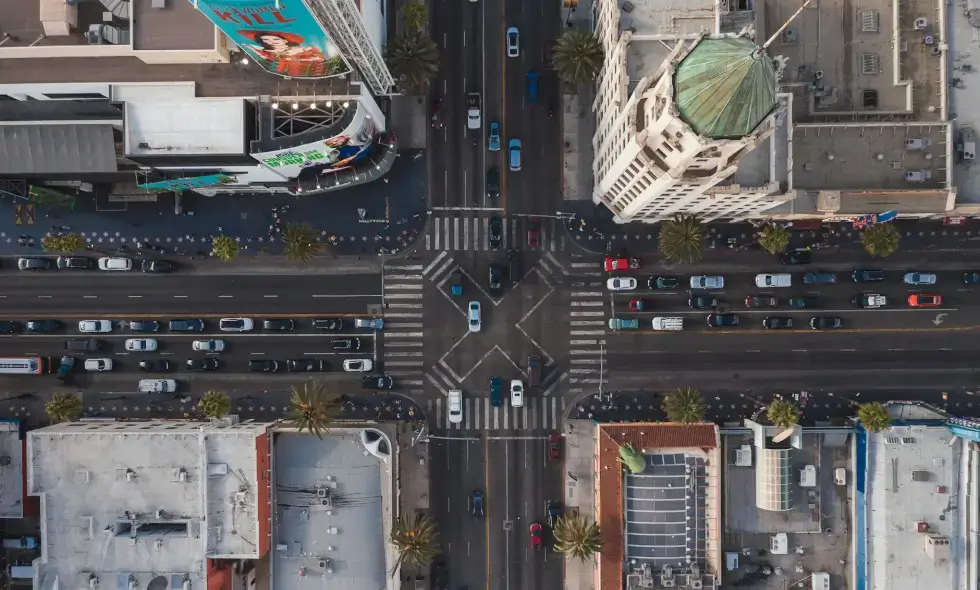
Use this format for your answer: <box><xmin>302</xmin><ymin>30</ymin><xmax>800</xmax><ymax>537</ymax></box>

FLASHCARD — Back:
<box><xmin>192</xmin><ymin>0</ymin><xmax>352</xmax><ymax>79</ymax></box>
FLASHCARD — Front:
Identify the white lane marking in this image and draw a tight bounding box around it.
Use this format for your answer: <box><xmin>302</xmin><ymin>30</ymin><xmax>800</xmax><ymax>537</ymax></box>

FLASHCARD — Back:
<box><xmin>312</xmin><ymin>294</ymin><xmax>381</xmax><ymax>298</ymax></box>
<box><xmin>83</xmin><ymin>295</ymin><xmax>97</xmax><ymax>299</ymax></box>
<box><xmin>218</xmin><ymin>295</ymin><xmax>233</xmax><ymax>298</ymax></box>
<box><xmin>128</xmin><ymin>295</ymin><xmax>142</xmax><ymax>298</ymax></box>
<box><xmin>264</xmin><ymin>295</ymin><xmax>279</xmax><ymax>298</ymax></box>
<box><xmin>173</xmin><ymin>295</ymin><xmax>187</xmax><ymax>298</ymax></box>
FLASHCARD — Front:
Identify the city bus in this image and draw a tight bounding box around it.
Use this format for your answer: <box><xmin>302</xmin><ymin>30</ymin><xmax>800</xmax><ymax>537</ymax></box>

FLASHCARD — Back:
<box><xmin>0</xmin><ymin>357</ymin><xmax>49</xmax><ymax>375</ymax></box>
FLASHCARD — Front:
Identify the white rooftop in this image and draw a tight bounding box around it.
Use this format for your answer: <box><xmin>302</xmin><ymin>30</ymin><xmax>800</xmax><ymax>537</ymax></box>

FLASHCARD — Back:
<box><xmin>0</xmin><ymin>421</ymin><xmax>24</xmax><ymax>518</ymax></box>
<box><xmin>27</xmin><ymin>421</ymin><xmax>268</xmax><ymax>588</ymax></box>
<box><xmin>124</xmin><ymin>98</ymin><xmax>246</xmax><ymax>156</ymax></box>
<box><xmin>624</xmin><ymin>0</ymin><xmax>717</xmax><ymax>82</ymax></box>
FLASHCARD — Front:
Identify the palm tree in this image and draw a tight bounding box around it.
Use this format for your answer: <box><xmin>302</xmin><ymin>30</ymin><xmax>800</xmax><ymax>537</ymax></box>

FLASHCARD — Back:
<box><xmin>198</xmin><ymin>390</ymin><xmax>231</xmax><ymax>420</ymax></box>
<box><xmin>767</xmin><ymin>399</ymin><xmax>799</xmax><ymax>429</ymax></box>
<box><xmin>387</xmin><ymin>32</ymin><xmax>440</xmax><ymax>93</ymax></box>
<box><xmin>390</xmin><ymin>512</ymin><xmax>440</xmax><ymax>571</ymax></box>
<box><xmin>211</xmin><ymin>235</ymin><xmax>239</xmax><ymax>262</ymax></box>
<box><xmin>282</xmin><ymin>222</ymin><xmax>324</xmax><ymax>262</ymax></box>
<box><xmin>401</xmin><ymin>0</ymin><xmax>427</xmax><ymax>32</ymax></box>
<box><xmin>551</xmin><ymin>30</ymin><xmax>603</xmax><ymax>86</ymax></box>
<box><xmin>658</xmin><ymin>214</ymin><xmax>703</xmax><ymax>263</ymax></box>
<box><xmin>41</xmin><ymin>234</ymin><xmax>63</xmax><ymax>253</ymax></box>
<box><xmin>553</xmin><ymin>514</ymin><xmax>602</xmax><ymax>560</ymax></box>
<box><xmin>46</xmin><ymin>392</ymin><xmax>82</xmax><ymax>423</ymax></box>
<box><xmin>290</xmin><ymin>379</ymin><xmax>337</xmax><ymax>439</ymax></box>
<box><xmin>757</xmin><ymin>224</ymin><xmax>790</xmax><ymax>255</ymax></box>
<box><xmin>662</xmin><ymin>387</ymin><xmax>707</xmax><ymax>423</ymax></box>
<box><xmin>856</xmin><ymin>402</ymin><xmax>891</xmax><ymax>432</ymax></box>
<box><xmin>860</xmin><ymin>223</ymin><xmax>900</xmax><ymax>257</ymax></box>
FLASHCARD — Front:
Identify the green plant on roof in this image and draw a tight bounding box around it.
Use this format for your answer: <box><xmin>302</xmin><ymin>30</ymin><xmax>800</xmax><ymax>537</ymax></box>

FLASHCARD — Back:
<box><xmin>618</xmin><ymin>443</ymin><xmax>646</xmax><ymax>474</ymax></box>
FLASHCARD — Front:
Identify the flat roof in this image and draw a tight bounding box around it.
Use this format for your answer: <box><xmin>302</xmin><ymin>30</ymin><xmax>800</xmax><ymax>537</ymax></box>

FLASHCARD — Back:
<box><xmin>0</xmin><ymin>421</ymin><xmax>24</xmax><ymax>519</ymax></box>
<box><xmin>0</xmin><ymin>124</ymin><xmax>118</xmax><ymax>174</ymax></box>
<box><xmin>132</xmin><ymin>0</ymin><xmax>216</xmax><ymax>51</ymax></box>
<box><xmin>125</xmin><ymin>98</ymin><xmax>246</xmax><ymax>155</ymax></box>
<box><xmin>0</xmin><ymin>0</ymin><xmax>107</xmax><ymax>48</ymax></box>
<box><xmin>624</xmin><ymin>0</ymin><xmax>716</xmax><ymax>83</ymax></box>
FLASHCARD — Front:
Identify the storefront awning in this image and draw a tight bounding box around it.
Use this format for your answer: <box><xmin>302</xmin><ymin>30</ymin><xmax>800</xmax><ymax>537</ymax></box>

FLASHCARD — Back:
<box><xmin>0</xmin><ymin>124</ymin><xmax>118</xmax><ymax>175</ymax></box>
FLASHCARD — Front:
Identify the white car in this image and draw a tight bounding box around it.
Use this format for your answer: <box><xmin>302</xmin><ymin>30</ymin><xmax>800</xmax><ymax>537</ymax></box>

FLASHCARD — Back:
<box><xmin>690</xmin><ymin>275</ymin><xmax>724</xmax><ymax>289</ymax></box>
<box><xmin>78</xmin><ymin>320</ymin><xmax>113</xmax><ymax>333</ymax></box>
<box><xmin>903</xmin><ymin>272</ymin><xmax>937</xmax><ymax>285</ymax></box>
<box><xmin>219</xmin><ymin>318</ymin><xmax>254</xmax><ymax>332</ymax></box>
<box><xmin>97</xmin><ymin>257</ymin><xmax>132</xmax><ymax>271</ymax></box>
<box><xmin>448</xmin><ymin>389</ymin><xmax>463</xmax><ymax>423</ymax></box>
<box><xmin>468</xmin><ymin>301</ymin><xmax>482</xmax><ymax>332</ymax></box>
<box><xmin>192</xmin><ymin>339</ymin><xmax>225</xmax><ymax>352</ymax></box>
<box><xmin>606</xmin><ymin>277</ymin><xmax>637</xmax><ymax>291</ymax></box>
<box><xmin>343</xmin><ymin>358</ymin><xmax>375</xmax><ymax>372</ymax></box>
<box><xmin>138</xmin><ymin>379</ymin><xmax>177</xmax><ymax>393</ymax></box>
<box><xmin>510</xmin><ymin>379</ymin><xmax>524</xmax><ymax>407</ymax></box>
<box><xmin>84</xmin><ymin>358</ymin><xmax>113</xmax><ymax>372</ymax></box>
<box><xmin>506</xmin><ymin>26</ymin><xmax>520</xmax><ymax>57</ymax></box>
<box><xmin>754</xmin><ymin>273</ymin><xmax>792</xmax><ymax>288</ymax></box>
<box><xmin>125</xmin><ymin>338</ymin><xmax>158</xmax><ymax>352</ymax></box>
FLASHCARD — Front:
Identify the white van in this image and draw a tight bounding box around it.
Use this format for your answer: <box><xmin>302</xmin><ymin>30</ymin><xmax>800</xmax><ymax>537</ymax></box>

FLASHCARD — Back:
<box><xmin>448</xmin><ymin>389</ymin><xmax>463</xmax><ymax>424</ymax></box>
<box><xmin>138</xmin><ymin>379</ymin><xmax>177</xmax><ymax>393</ymax></box>
<box><xmin>84</xmin><ymin>358</ymin><xmax>113</xmax><ymax>372</ymax></box>
<box><xmin>755</xmin><ymin>273</ymin><xmax>792</xmax><ymax>288</ymax></box>
<box><xmin>651</xmin><ymin>317</ymin><xmax>684</xmax><ymax>331</ymax></box>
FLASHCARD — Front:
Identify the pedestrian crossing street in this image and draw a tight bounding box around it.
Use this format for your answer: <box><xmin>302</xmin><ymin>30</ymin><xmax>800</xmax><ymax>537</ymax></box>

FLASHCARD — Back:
<box><xmin>381</xmin><ymin>263</ymin><xmax>425</xmax><ymax>392</ymax></box>
<box><xmin>428</xmin><ymin>396</ymin><xmax>566</xmax><ymax>431</ymax></box>
<box><xmin>424</xmin><ymin>215</ymin><xmax>566</xmax><ymax>252</ymax></box>
<box><xmin>568</xmin><ymin>261</ymin><xmax>608</xmax><ymax>397</ymax></box>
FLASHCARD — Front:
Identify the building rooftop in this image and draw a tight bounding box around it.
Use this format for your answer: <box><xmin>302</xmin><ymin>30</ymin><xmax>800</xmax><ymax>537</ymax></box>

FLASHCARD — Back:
<box><xmin>0</xmin><ymin>0</ymin><xmax>109</xmax><ymax>48</ymax></box>
<box><xmin>124</xmin><ymin>98</ymin><xmax>247</xmax><ymax>156</ymax></box>
<box><xmin>0</xmin><ymin>421</ymin><xmax>24</xmax><ymax>519</ymax></box>
<box><xmin>623</xmin><ymin>0</ymin><xmax>716</xmax><ymax>85</ymax></box>
<box><xmin>132</xmin><ymin>0</ymin><xmax>216</xmax><ymax>51</ymax></box>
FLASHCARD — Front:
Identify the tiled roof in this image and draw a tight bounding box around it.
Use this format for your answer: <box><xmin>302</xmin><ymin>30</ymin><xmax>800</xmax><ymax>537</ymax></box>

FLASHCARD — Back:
<box><xmin>596</xmin><ymin>423</ymin><xmax>718</xmax><ymax>590</ymax></box>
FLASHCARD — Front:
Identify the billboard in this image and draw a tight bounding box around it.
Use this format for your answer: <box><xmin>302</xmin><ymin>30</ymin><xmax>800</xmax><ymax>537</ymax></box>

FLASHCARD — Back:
<box><xmin>252</xmin><ymin>115</ymin><xmax>379</xmax><ymax>178</ymax></box>
<box><xmin>192</xmin><ymin>0</ymin><xmax>352</xmax><ymax>79</ymax></box>
<box><xmin>138</xmin><ymin>174</ymin><xmax>237</xmax><ymax>193</ymax></box>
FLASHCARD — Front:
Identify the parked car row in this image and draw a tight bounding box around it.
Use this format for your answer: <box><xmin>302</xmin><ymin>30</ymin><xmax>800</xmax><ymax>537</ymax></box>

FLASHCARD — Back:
<box><xmin>0</xmin><ymin>317</ymin><xmax>383</xmax><ymax>335</ymax></box>
<box><xmin>604</xmin><ymin>269</ymin><xmax>970</xmax><ymax>292</ymax></box>
<box><xmin>17</xmin><ymin>257</ymin><xmax>175</xmax><ymax>273</ymax></box>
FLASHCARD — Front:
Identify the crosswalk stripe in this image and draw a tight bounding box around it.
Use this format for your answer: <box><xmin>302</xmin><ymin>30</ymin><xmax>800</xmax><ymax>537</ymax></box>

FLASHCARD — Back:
<box><xmin>570</xmin><ymin>262</ymin><xmax>594</xmax><ymax>268</ymax></box>
<box><xmin>423</xmin><ymin>251</ymin><xmax>449</xmax><ymax>277</ymax></box>
<box><xmin>570</xmin><ymin>330</ymin><xmax>606</xmax><ymax>335</ymax></box>
<box><xmin>423</xmin><ymin>216</ymin><xmax>563</xmax><ymax>252</ymax></box>
<box><xmin>570</xmin><ymin>312</ymin><xmax>605</xmax><ymax>318</ymax></box>
<box><xmin>386</xmin><ymin>274</ymin><xmax>422</xmax><ymax>280</ymax></box>
<box><xmin>571</xmin><ymin>292</ymin><xmax>603</xmax><ymax>297</ymax></box>
<box><xmin>386</xmin><ymin>304</ymin><xmax>423</xmax><ymax>310</ymax></box>
<box><xmin>386</xmin><ymin>331</ymin><xmax>424</xmax><ymax>338</ymax></box>
<box><xmin>386</xmin><ymin>283</ymin><xmax>423</xmax><ymax>290</ymax></box>
<box><xmin>426</xmin><ymin>397</ymin><xmax>566</xmax><ymax>430</ymax></box>
<box><xmin>385</xmin><ymin>322</ymin><xmax>423</xmax><ymax>328</ymax></box>
<box><xmin>387</xmin><ymin>293</ymin><xmax>422</xmax><ymax>299</ymax></box>
<box><xmin>385</xmin><ymin>360</ymin><xmax>424</xmax><ymax>366</ymax></box>
<box><xmin>387</xmin><ymin>265</ymin><xmax>423</xmax><ymax>271</ymax></box>
<box><xmin>571</xmin><ymin>301</ymin><xmax>603</xmax><ymax>307</ymax></box>
<box><xmin>383</xmin><ymin>312</ymin><xmax>422</xmax><ymax>318</ymax></box>
<box><xmin>385</xmin><ymin>341</ymin><xmax>423</xmax><ymax>348</ymax></box>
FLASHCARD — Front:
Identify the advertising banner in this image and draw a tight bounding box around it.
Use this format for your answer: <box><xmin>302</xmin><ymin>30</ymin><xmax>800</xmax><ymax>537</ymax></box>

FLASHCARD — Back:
<box><xmin>253</xmin><ymin>116</ymin><xmax>380</xmax><ymax>178</ymax></box>
<box><xmin>138</xmin><ymin>174</ymin><xmax>237</xmax><ymax>193</ymax></box>
<box><xmin>191</xmin><ymin>0</ymin><xmax>352</xmax><ymax>79</ymax></box>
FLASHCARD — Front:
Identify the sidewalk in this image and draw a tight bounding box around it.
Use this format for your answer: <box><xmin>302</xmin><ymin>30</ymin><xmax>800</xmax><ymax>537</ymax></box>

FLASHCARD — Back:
<box><xmin>563</xmin><ymin>419</ymin><xmax>596</xmax><ymax>590</ymax></box>
<box><xmin>560</xmin><ymin>0</ymin><xmax>596</xmax><ymax>204</ymax></box>
<box><xmin>396</xmin><ymin>422</ymin><xmax>430</xmax><ymax>590</ymax></box>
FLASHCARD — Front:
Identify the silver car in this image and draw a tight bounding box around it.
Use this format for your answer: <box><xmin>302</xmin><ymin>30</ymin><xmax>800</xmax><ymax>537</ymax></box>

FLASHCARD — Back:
<box><xmin>690</xmin><ymin>275</ymin><xmax>724</xmax><ymax>289</ymax></box>
<box><xmin>903</xmin><ymin>272</ymin><xmax>937</xmax><ymax>285</ymax></box>
<box><xmin>192</xmin><ymin>339</ymin><xmax>225</xmax><ymax>352</ymax></box>
<box><xmin>506</xmin><ymin>27</ymin><xmax>520</xmax><ymax>57</ymax></box>
<box><xmin>125</xmin><ymin>338</ymin><xmax>158</xmax><ymax>352</ymax></box>
<box><xmin>468</xmin><ymin>301</ymin><xmax>482</xmax><ymax>332</ymax></box>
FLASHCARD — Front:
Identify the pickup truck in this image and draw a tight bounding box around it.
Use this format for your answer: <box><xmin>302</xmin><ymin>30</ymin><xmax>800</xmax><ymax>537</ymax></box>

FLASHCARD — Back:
<box><xmin>608</xmin><ymin>318</ymin><xmax>639</xmax><ymax>330</ymax></box>
<box><xmin>467</xmin><ymin>93</ymin><xmax>482</xmax><ymax>129</ymax></box>
<box><xmin>56</xmin><ymin>356</ymin><xmax>75</xmax><ymax>385</ymax></box>
<box><xmin>853</xmin><ymin>293</ymin><xmax>887</xmax><ymax>308</ymax></box>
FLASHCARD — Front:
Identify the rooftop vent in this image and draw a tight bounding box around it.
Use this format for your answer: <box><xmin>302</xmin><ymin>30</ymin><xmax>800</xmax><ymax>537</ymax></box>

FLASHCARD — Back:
<box><xmin>861</xmin><ymin>10</ymin><xmax>879</xmax><ymax>32</ymax></box>
<box><xmin>622</xmin><ymin>0</ymin><xmax>634</xmax><ymax>11</ymax></box>
<box><xmin>861</xmin><ymin>53</ymin><xmax>880</xmax><ymax>75</ymax></box>
<box><xmin>914</xmin><ymin>17</ymin><xmax>928</xmax><ymax>30</ymax></box>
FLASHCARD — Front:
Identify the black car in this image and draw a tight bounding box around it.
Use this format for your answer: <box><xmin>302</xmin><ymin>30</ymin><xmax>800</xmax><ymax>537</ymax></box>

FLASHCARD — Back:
<box><xmin>263</xmin><ymin>319</ymin><xmax>295</xmax><ymax>331</ymax></box>
<box><xmin>26</xmin><ymin>319</ymin><xmax>62</xmax><ymax>333</ymax></box>
<box><xmin>507</xmin><ymin>249</ymin><xmax>521</xmax><ymax>284</ymax></box>
<box><xmin>0</xmin><ymin>321</ymin><xmax>20</xmax><ymax>334</ymax></box>
<box><xmin>169</xmin><ymin>319</ymin><xmax>205</xmax><ymax>332</ymax></box>
<box><xmin>763</xmin><ymin>316</ymin><xmax>794</xmax><ymax>330</ymax></box>
<box><xmin>313</xmin><ymin>318</ymin><xmax>345</xmax><ymax>331</ymax></box>
<box><xmin>789</xmin><ymin>296</ymin><xmax>815</xmax><ymax>309</ymax></box>
<box><xmin>56</xmin><ymin>256</ymin><xmax>93</xmax><ymax>270</ymax></box>
<box><xmin>779</xmin><ymin>250</ymin><xmax>812</xmax><ymax>265</ymax></box>
<box><xmin>488</xmin><ymin>216</ymin><xmax>503</xmax><ymax>250</ymax></box>
<box><xmin>688</xmin><ymin>296</ymin><xmax>718</xmax><ymax>309</ymax></box>
<box><xmin>852</xmin><ymin>269</ymin><xmax>884</xmax><ymax>282</ymax></box>
<box><xmin>649</xmin><ymin>276</ymin><xmax>679</xmax><ymax>289</ymax></box>
<box><xmin>141</xmin><ymin>260</ymin><xmax>175</xmax><ymax>273</ymax></box>
<box><xmin>139</xmin><ymin>359</ymin><xmax>171</xmax><ymax>372</ymax></box>
<box><xmin>186</xmin><ymin>358</ymin><xmax>220</xmax><ymax>371</ymax></box>
<box><xmin>362</xmin><ymin>374</ymin><xmax>395</xmax><ymax>389</ymax></box>
<box><xmin>249</xmin><ymin>359</ymin><xmax>280</xmax><ymax>372</ymax></box>
<box><xmin>707</xmin><ymin>314</ymin><xmax>739</xmax><ymax>327</ymax></box>
<box><xmin>286</xmin><ymin>359</ymin><xmax>323</xmax><ymax>372</ymax></box>
<box><xmin>18</xmin><ymin>257</ymin><xmax>53</xmax><ymax>271</ymax></box>
<box><xmin>332</xmin><ymin>338</ymin><xmax>362</xmax><ymax>351</ymax></box>
<box><xmin>486</xmin><ymin>167</ymin><xmax>500</xmax><ymax>199</ymax></box>
<box><xmin>964</xmin><ymin>272</ymin><xmax>980</xmax><ymax>284</ymax></box>
<box><xmin>129</xmin><ymin>320</ymin><xmax>160</xmax><ymax>332</ymax></box>
<box><xmin>745</xmin><ymin>295</ymin><xmax>778</xmax><ymax>308</ymax></box>
<box><xmin>489</xmin><ymin>264</ymin><xmax>503</xmax><ymax>292</ymax></box>
<box><xmin>810</xmin><ymin>316</ymin><xmax>842</xmax><ymax>330</ymax></box>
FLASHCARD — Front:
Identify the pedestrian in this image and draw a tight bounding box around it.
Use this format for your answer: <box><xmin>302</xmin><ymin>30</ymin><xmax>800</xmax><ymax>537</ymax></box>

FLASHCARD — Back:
<box><xmin>60</xmin><ymin>225</ymin><xmax>70</xmax><ymax>231</ymax></box>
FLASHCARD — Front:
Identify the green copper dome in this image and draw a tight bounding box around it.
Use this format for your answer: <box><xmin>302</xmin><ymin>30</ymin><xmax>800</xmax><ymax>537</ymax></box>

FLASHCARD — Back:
<box><xmin>673</xmin><ymin>37</ymin><xmax>777</xmax><ymax>140</ymax></box>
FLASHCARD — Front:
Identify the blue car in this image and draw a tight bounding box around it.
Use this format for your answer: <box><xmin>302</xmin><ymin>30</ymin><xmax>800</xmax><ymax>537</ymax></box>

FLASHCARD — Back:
<box><xmin>490</xmin><ymin>377</ymin><xmax>503</xmax><ymax>407</ymax></box>
<box><xmin>488</xmin><ymin>121</ymin><xmax>500</xmax><ymax>151</ymax></box>
<box><xmin>471</xmin><ymin>490</ymin><xmax>485</xmax><ymax>517</ymax></box>
<box><xmin>526</xmin><ymin>71</ymin><xmax>538</xmax><ymax>102</ymax></box>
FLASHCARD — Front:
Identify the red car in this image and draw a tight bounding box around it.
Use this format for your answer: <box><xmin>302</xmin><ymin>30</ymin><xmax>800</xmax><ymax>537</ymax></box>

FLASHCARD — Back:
<box><xmin>908</xmin><ymin>293</ymin><xmax>942</xmax><ymax>307</ymax></box>
<box><xmin>526</xmin><ymin>217</ymin><xmax>541</xmax><ymax>249</ymax></box>
<box><xmin>529</xmin><ymin>522</ymin><xmax>543</xmax><ymax>548</ymax></box>
<box><xmin>430</xmin><ymin>99</ymin><xmax>443</xmax><ymax>129</ymax></box>
<box><xmin>629</xmin><ymin>299</ymin><xmax>653</xmax><ymax>311</ymax></box>
<box><xmin>547</xmin><ymin>434</ymin><xmax>561</xmax><ymax>462</ymax></box>
<box><xmin>603</xmin><ymin>257</ymin><xmax>639</xmax><ymax>272</ymax></box>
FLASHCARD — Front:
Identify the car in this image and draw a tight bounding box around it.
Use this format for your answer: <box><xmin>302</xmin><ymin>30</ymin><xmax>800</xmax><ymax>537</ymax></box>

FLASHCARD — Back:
<box><xmin>78</xmin><ymin>320</ymin><xmax>113</xmax><ymax>333</ymax></box>
<box><xmin>964</xmin><ymin>272</ymin><xmax>980</xmax><ymax>284</ymax></box>
<box><xmin>508</xmin><ymin>139</ymin><xmax>522</xmax><ymax>171</ymax></box>
<box><xmin>526</xmin><ymin>70</ymin><xmax>538</xmax><ymax>101</ymax></box>
<box><xmin>904</xmin><ymin>272</ymin><xmax>937</xmax><ymax>285</ymax></box>
<box><xmin>488</xmin><ymin>217</ymin><xmax>503</xmax><ymax>250</ymax></box>
<box><xmin>262</xmin><ymin>319</ymin><xmax>295</xmax><ymax>331</ymax></box>
<box><xmin>343</xmin><ymin>358</ymin><xmax>374</xmax><ymax>372</ymax></box>
<box><xmin>248</xmin><ymin>359</ymin><xmax>279</xmax><ymax>372</ymax></box>
<box><xmin>129</xmin><ymin>320</ymin><xmax>159</xmax><ymax>332</ymax></box>
<box><xmin>506</xmin><ymin>26</ymin><xmax>520</xmax><ymax>57</ymax></box>
<box><xmin>690</xmin><ymin>275</ymin><xmax>724</xmax><ymax>289</ymax></box>
<box><xmin>471</xmin><ymin>491</ymin><xmax>485</xmax><ymax>517</ymax></box>
<box><xmin>430</xmin><ymin>97</ymin><xmax>443</xmax><ymax>128</ymax></box>
<box><xmin>97</xmin><ymin>257</ymin><xmax>132</xmax><ymax>271</ymax></box>
<box><xmin>650</xmin><ymin>276</ymin><xmax>678</xmax><ymax>289</ymax></box>
<box><xmin>362</xmin><ymin>374</ymin><xmax>394</xmax><ymax>389</ymax></box>
<box><xmin>779</xmin><ymin>250</ymin><xmax>812</xmax><ymax>265</ymax></box>
<box><xmin>56</xmin><ymin>356</ymin><xmax>75</xmax><ymax>384</ymax></box>
<box><xmin>186</xmin><ymin>358</ymin><xmax>220</xmax><ymax>371</ymax></box>
<box><xmin>628</xmin><ymin>299</ymin><xmax>653</xmax><ymax>311</ymax></box>
<box><xmin>26</xmin><ymin>319</ymin><xmax>61</xmax><ymax>333</ymax></box>
<box><xmin>314</xmin><ymin>318</ymin><xmax>345</xmax><ymax>331</ymax></box>
<box><xmin>529</xmin><ymin>522</ymin><xmax>543</xmax><ymax>549</ymax></box>
<box><xmin>488</xmin><ymin>121</ymin><xmax>501</xmax><ymax>151</ymax></box>
<box><xmin>755</xmin><ymin>273</ymin><xmax>792</xmax><ymax>288</ymax></box>
<box><xmin>852</xmin><ymin>293</ymin><xmax>886</xmax><ymax>309</ymax></box>
<box><xmin>139</xmin><ymin>359</ymin><xmax>170</xmax><ymax>372</ymax></box>
<box><xmin>84</xmin><ymin>358</ymin><xmax>113</xmax><ymax>372</ymax></box>
<box><xmin>490</xmin><ymin>377</ymin><xmax>504</xmax><ymax>407</ymax></box>
<box><xmin>745</xmin><ymin>295</ymin><xmax>778</xmax><ymax>308</ymax></box>
<box><xmin>802</xmin><ymin>272</ymin><xmax>837</xmax><ymax>285</ymax></box>
<box><xmin>607</xmin><ymin>277</ymin><xmax>637</xmax><ymax>291</ymax></box>
<box><xmin>169</xmin><ymin>319</ymin><xmax>205</xmax><ymax>332</ymax></box>
<box><xmin>125</xmin><ymin>338</ymin><xmax>158</xmax><ymax>352</ymax></box>
<box><xmin>467</xmin><ymin>92</ymin><xmax>482</xmax><ymax>129</ymax></box>
<box><xmin>489</xmin><ymin>264</ymin><xmax>503</xmax><ymax>292</ymax></box>
<box><xmin>0</xmin><ymin>321</ymin><xmax>19</xmax><ymax>334</ymax></box>
<box><xmin>507</xmin><ymin>249</ymin><xmax>522</xmax><ymax>284</ymax></box>
<box><xmin>510</xmin><ymin>379</ymin><xmax>524</xmax><ymax>407</ymax></box>
<box><xmin>65</xmin><ymin>338</ymin><xmax>101</xmax><ymax>352</ymax></box>
<box><xmin>141</xmin><ymin>259</ymin><xmax>175</xmax><ymax>273</ymax></box>
<box><xmin>763</xmin><ymin>316</ymin><xmax>794</xmax><ymax>330</ymax></box>
<box><xmin>486</xmin><ymin>168</ymin><xmax>500</xmax><ymax>199</ymax></box>
<box><xmin>138</xmin><ymin>379</ymin><xmax>177</xmax><ymax>393</ymax></box>
<box><xmin>909</xmin><ymin>293</ymin><xmax>943</xmax><ymax>307</ymax></box>
<box><xmin>332</xmin><ymin>338</ymin><xmax>362</xmax><ymax>351</ymax></box>
<box><xmin>448</xmin><ymin>389</ymin><xmax>463</xmax><ymax>424</ymax></box>
<box><xmin>354</xmin><ymin>317</ymin><xmax>384</xmax><ymax>330</ymax></box>
<box><xmin>57</xmin><ymin>256</ymin><xmax>92</xmax><ymax>270</ymax></box>
<box><xmin>789</xmin><ymin>296</ymin><xmax>815</xmax><ymax>309</ymax></box>
<box><xmin>526</xmin><ymin>217</ymin><xmax>541</xmax><ymax>249</ymax></box>
<box><xmin>810</xmin><ymin>316</ymin><xmax>843</xmax><ymax>330</ymax></box>
<box><xmin>852</xmin><ymin>269</ymin><xmax>884</xmax><ymax>282</ymax></box>
<box><xmin>18</xmin><ymin>257</ymin><xmax>53</xmax><ymax>271</ymax></box>
<box><xmin>286</xmin><ymin>359</ymin><xmax>325</xmax><ymax>372</ymax></box>
<box><xmin>604</xmin><ymin>257</ymin><xmax>637</xmax><ymax>272</ymax></box>
<box><xmin>192</xmin><ymin>339</ymin><xmax>225</xmax><ymax>352</ymax></box>
<box><xmin>219</xmin><ymin>317</ymin><xmax>254</xmax><ymax>332</ymax></box>
<box><xmin>547</xmin><ymin>434</ymin><xmax>561</xmax><ymax>462</ymax></box>
<box><xmin>688</xmin><ymin>296</ymin><xmax>718</xmax><ymax>309</ymax></box>
<box><xmin>608</xmin><ymin>317</ymin><xmax>640</xmax><ymax>330</ymax></box>
<box><xmin>707</xmin><ymin>314</ymin><xmax>739</xmax><ymax>327</ymax></box>
<box><xmin>468</xmin><ymin>301</ymin><xmax>482</xmax><ymax>332</ymax></box>
<box><xmin>546</xmin><ymin>500</ymin><xmax>561</xmax><ymax>527</ymax></box>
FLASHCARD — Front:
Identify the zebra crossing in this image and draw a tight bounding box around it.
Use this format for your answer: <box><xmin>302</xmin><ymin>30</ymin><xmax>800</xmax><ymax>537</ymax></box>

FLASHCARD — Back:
<box><xmin>381</xmin><ymin>264</ymin><xmax>425</xmax><ymax>391</ymax></box>
<box><xmin>568</xmin><ymin>261</ymin><xmax>608</xmax><ymax>397</ymax></box>
<box><xmin>427</xmin><ymin>396</ymin><xmax>566</xmax><ymax>431</ymax></box>
<box><xmin>424</xmin><ymin>215</ymin><xmax>566</xmax><ymax>252</ymax></box>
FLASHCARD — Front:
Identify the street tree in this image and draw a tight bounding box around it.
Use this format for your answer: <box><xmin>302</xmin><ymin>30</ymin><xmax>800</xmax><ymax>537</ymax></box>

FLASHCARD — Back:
<box><xmin>553</xmin><ymin>514</ymin><xmax>602</xmax><ymax>560</ymax></box>
<box><xmin>198</xmin><ymin>390</ymin><xmax>231</xmax><ymax>420</ymax></box>
<box><xmin>211</xmin><ymin>235</ymin><xmax>239</xmax><ymax>262</ymax></box>
<box><xmin>662</xmin><ymin>387</ymin><xmax>707</xmax><ymax>423</ymax></box>
<box><xmin>551</xmin><ymin>30</ymin><xmax>603</xmax><ymax>86</ymax></box>
<box><xmin>757</xmin><ymin>224</ymin><xmax>790</xmax><ymax>255</ymax></box>
<box><xmin>41</xmin><ymin>234</ymin><xmax>63</xmax><ymax>252</ymax></box>
<box><xmin>401</xmin><ymin>0</ymin><xmax>427</xmax><ymax>32</ymax></box>
<box><xmin>390</xmin><ymin>512</ymin><xmax>440</xmax><ymax>572</ymax></box>
<box><xmin>658</xmin><ymin>214</ymin><xmax>703</xmax><ymax>263</ymax></box>
<box><xmin>282</xmin><ymin>222</ymin><xmax>324</xmax><ymax>262</ymax></box>
<box><xmin>767</xmin><ymin>399</ymin><xmax>799</xmax><ymax>429</ymax></box>
<box><xmin>860</xmin><ymin>223</ymin><xmax>900</xmax><ymax>257</ymax></box>
<box><xmin>856</xmin><ymin>402</ymin><xmax>891</xmax><ymax>432</ymax></box>
<box><xmin>387</xmin><ymin>32</ymin><xmax>440</xmax><ymax>93</ymax></box>
<box><xmin>59</xmin><ymin>233</ymin><xmax>87</xmax><ymax>252</ymax></box>
<box><xmin>46</xmin><ymin>392</ymin><xmax>82</xmax><ymax>423</ymax></box>
<box><xmin>290</xmin><ymin>379</ymin><xmax>337</xmax><ymax>439</ymax></box>
<box><xmin>619</xmin><ymin>444</ymin><xmax>646</xmax><ymax>474</ymax></box>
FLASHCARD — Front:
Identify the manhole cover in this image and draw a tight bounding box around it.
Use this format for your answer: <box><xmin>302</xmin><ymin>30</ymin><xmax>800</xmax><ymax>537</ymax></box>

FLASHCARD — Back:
<box><xmin>503</xmin><ymin>520</ymin><xmax>514</xmax><ymax>531</ymax></box>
